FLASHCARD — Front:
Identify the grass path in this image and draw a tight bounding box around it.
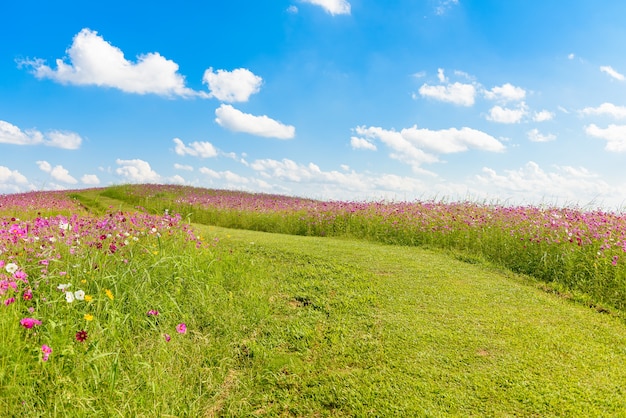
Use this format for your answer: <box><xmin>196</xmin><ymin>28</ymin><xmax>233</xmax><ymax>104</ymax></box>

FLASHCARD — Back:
<box><xmin>190</xmin><ymin>225</ymin><xmax>626</xmax><ymax>416</ymax></box>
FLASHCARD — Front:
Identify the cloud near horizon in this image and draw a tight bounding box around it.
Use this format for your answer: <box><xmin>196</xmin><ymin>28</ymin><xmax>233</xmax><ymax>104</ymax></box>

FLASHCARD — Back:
<box><xmin>36</xmin><ymin>160</ymin><xmax>78</xmax><ymax>184</ymax></box>
<box><xmin>115</xmin><ymin>158</ymin><xmax>161</xmax><ymax>182</ymax></box>
<box><xmin>20</xmin><ymin>28</ymin><xmax>204</xmax><ymax>98</ymax></box>
<box><xmin>215</xmin><ymin>104</ymin><xmax>296</xmax><ymax>139</ymax></box>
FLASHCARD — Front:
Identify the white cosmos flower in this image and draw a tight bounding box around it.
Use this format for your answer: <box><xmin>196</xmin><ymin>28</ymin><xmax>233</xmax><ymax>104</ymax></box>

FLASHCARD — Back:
<box><xmin>5</xmin><ymin>263</ymin><xmax>18</xmax><ymax>274</ymax></box>
<box><xmin>74</xmin><ymin>290</ymin><xmax>85</xmax><ymax>301</ymax></box>
<box><xmin>57</xmin><ymin>283</ymin><xmax>72</xmax><ymax>291</ymax></box>
<box><xmin>65</xmin><ymin>291</ymin><xmax>75</xmax><ymax>303</ymax></box>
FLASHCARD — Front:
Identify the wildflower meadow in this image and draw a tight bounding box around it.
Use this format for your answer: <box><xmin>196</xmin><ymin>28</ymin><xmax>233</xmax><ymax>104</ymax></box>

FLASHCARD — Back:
<box><xmin>3</xmin><ymin>185</ymin><xmax>626</xmax><ymax>416</ymax></box>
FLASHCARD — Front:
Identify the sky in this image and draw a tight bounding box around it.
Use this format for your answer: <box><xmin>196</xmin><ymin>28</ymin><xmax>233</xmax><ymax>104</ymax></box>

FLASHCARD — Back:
<box><xmin>2</xmin><ymin>1</ymin><xmax>626</xmax><ymax>209</ymax></box>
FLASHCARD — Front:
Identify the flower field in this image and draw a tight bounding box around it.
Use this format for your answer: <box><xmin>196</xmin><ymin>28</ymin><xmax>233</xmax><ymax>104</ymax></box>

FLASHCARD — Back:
<box><xmin>103</xmin><ymin>184</ymin><xmax>626</xmax><ymax>313</ymax></box>
<box><xmin>4</xmin><ymin>185</ymin><xmax>626</xmax><ymax>415</ymax></box>
<box><xmin>1</xmin><ymin>190</ymin><xmax>210</xmax><ymax>414</ymax></box>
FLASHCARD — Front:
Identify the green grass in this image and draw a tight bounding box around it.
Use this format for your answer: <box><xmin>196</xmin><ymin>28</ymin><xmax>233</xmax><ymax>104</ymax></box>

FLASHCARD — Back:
<box><xmin>4</xmin><ymin>189</ymin><xmax>626</xmax><ymax>416</ymax></box>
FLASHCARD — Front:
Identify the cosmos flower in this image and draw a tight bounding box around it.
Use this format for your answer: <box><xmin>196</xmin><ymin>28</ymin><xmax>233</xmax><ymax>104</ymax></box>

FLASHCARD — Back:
<box><xmin>20</xmin><ymin>318</ymin><xmax>42</xmax><ymax>329</ymax></box>
<box><xmin>75</xmin><ymin>330</ymin><xmax>88</xmax><ymax>342</ymax></box>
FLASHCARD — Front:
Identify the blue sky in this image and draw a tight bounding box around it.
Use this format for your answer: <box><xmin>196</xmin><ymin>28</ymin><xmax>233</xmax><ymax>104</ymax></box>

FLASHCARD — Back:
<box><xmin>2</xmin><ymin>1</ymin><xmax>626</xmax><ymax>209</ymax></box>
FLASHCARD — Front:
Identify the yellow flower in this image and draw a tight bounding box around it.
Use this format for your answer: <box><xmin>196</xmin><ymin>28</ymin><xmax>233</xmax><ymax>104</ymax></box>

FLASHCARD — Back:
<box><xmin>84</xmin><ymin>295</ymin><xmax>93</xmax><ymax>302</ymax></box>
<box><xmin>81</xmin><ymin>279</ymin><xmax>87</xmax><ymax>284</ymax></box>
<box><xmin>105</xmin><ymin>289</ymin><xmax>114</xmax><ymax>300</ymax></box>
<box><xmin>84</xmin><ymin>314</ymin><xmax>94</xmax><ymax>321</ymax></box>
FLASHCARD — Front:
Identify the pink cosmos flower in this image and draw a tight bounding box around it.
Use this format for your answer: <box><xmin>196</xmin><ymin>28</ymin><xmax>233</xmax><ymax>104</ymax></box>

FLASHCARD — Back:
<box><xmin>4</xmin><ymin>297</ymin><xmax>15</xmax><ymax>306</ymax></box>
<box><xmin>176</xmin><ymin>323</ymin><xmax>187</xmax><ymax>334</ymax></box>
<box><xmin>41</xmin><ymin>345</ymin><xmax>52</xmax><ymax>361</ymax></box>
<box><xmin>20</xmin><ymin>318</ymin><xmax>42</xmax><ymax>329</ymax></box>
<box><xmin>147</xmin><ymin>309</ymin><xmax>159</xmax><ymax>316</ymax></box>
<box><xmin>164</xmin><ymin>333</ymin><xmax>171</xmax><ymax>342</ymax></box>
<box><xmin>23</xmin><ymin>289</ymin><xmax>33</xmax><ymax>300</ymax></box>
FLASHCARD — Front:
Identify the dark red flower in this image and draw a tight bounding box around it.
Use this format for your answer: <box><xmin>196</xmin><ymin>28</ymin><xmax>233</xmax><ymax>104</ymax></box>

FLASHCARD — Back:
<box><xmin>75</xmin><ymin>330</ymin><xmax>88</xmax><ymax>342</ymax></box>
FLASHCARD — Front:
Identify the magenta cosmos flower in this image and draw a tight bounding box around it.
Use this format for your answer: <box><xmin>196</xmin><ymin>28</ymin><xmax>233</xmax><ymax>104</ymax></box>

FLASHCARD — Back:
<box><xmin>176</xmin><ymin>323</ymin><xmax>187</xmax><ymax>334</ymax></box>
<box><xmin>41</xmin><ymin>345</ymin><xmax>52</xmax><ymax>361</ymax></box>
<box><xmin>20</xmin><ymin>318</ymin><xmax>42</xmax><ymax>329</ymax></box>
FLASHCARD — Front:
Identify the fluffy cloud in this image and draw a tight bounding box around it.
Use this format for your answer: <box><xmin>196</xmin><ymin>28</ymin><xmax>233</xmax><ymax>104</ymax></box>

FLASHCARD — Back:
<box><xmin>527</xmin><ymin>128</ymin><xmax>556</xmax><ymax>142</ymax></box>
<box><xmin>580</xmin><ymin>102</ymin><xmax>626</xmax><ymax>119</ymax></box>
<box><xmin>435</xmin><ymin>0</ymin><xmax>459</xmax><ymax>15</ymax></box>
<box><xmin>45</xmin><ymin>131</ymin><xmax>83</xmax><ymax>149</ymax></box>
<box><xmin>36</xmin><ymin>160</ymin><xmax>78</xmax><ymax>184</ymax></box>
<box><xmin>484</xmin><ymin>83</ymin><xmax>526</xmax><ymax>102</ymax></box>
<box><xmin>215</xmin><ymin>104</ymin><xmax>295</xmax><ymax>139</ymax></box>
<box><xmin>585</xmin><ymin>124</ymin><xmax>626</xmax><ymax>152</ymax></box>
<box><xmin>199</xmin><ymin>167</ymin><xmax>250</xmax><ymax>184</ymax></box>
<box><xmin>600</xmin><ymin>66</ymin><xmax>625</xmax><ymax>81</ymax></box>
<box><xmin>533</xmin><ymin>110</ymin><xmax>554</xmax><ymax>122</ymax></box>
<box><xmin>0</xmin><ymin>166</ymin><xmax>29</xmax><ymax>191</ymax></box>
<box><xmin>418</xmin><ymin>82</ymin><xmax>476</xmax><ymax>106</ymax></box>
<box><xmin>174</xmin><ymin>163</ymin><xmax>194</xmax><ymax>171</ymax></box>
<box><xmin>486</xmin><ymin>104</ymin><xmax>527</xmax><ymax>123</ymax></box>
<box><xmin>353</xmin><ymin>125</ymin><xmax>504</xmax><ymax>174</ymax></box>
<box><xmin>115</xmin><ymin>159</ymin><xmax>161</xmax><ymax>182</ymax></box>
<box><xmin>251</xmin><ymin>158</ymin><xmax>369</xmax><ymax>190</ymax></box>
<box><xmin>475</xmin><ymin>161</ymin><xmax>615</xmax><ymax>206</ymax></box>
<box><xmin>202</xmin><ymin>68</ymin><xmax>262</xmax><ymax>103</ymax></box>
<box><xmin>173</xmin><ymin>138</ymin><xmax>218</xmax><ymax>158</ymax></box>
<box><xmin>20</xmin><ymin>28</ymin><xmax>203</xmax><ymax>98</ymax></box>
<box><xmin>350</xmin><ymin>136</ymin><xmax>377</xmax><ymax>151</ymax></box>
<box><xmin>0</xmin><ymin>120</ymin><xmax>82</xmax><ymax>149</ymax></box>
<box><xmin>81</xmin><ymin>174</ymin><xmax>100</xmax><ymax>185</ymax></box>
<box><xmin>301</xmin><ymin>0</ymin><xmax>351</xmax><ymax>15</ymax></box>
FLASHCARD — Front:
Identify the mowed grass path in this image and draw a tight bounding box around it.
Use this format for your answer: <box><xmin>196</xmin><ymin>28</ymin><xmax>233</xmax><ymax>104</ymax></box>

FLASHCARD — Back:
<box><xmin>195</xmin><ymin>224</ymin><xmax>626</xmax><ymax>416</ymax></box>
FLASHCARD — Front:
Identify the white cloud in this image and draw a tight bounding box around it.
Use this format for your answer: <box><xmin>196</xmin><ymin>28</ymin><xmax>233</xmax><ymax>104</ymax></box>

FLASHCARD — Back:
<box><xmin>215</xmin><ymin>104</ymin><xmax>296</xmax><ymax>139</ymax></box>
<box><xmin>600</xmin><ymin>65</ymin><xmax>625</xmax><ymax>81</ymax></box>
<box><xmin>287</xmin><ymin>5</ymin><xmax>299</xmax><ymax>13</ymax></box>
<box><xmin>418</xmin><ymin>82</ymin><xmax>476</xmax><ymax>106</ymax></box>
<box><xmin>350</xmin><ymin>136</ymin><xmax>377</xmax><ymax>151</ymax></box>
<box><xmin>486</xmin><ymin>104</ymin><xmax>527</xmax><ymax>123</ymax></box>
<box><xmin>20</xmin><ymin>28</ymin><xmax>204</xmax><ymax>98</ymax></box>
<box><xmin>115</xmin><ymin>159</ymin><xmax>161</xmax><ymax>182</ymax></box>
<box><xmin>585</xmin><ymin>124</ymin><xmax>626</xmax><ymax>152</ymax></box>
<box><xmin>81</xmin><ymin>174</ymin><xmax>100</xmax><ymax>185</ymax></box>
<box><xmin>0</xmin><ymin>120</ymin><xmax>82</xmax><ymax>149</ymax></box>
<box><xmin>173</xmin><ymin>138</ymin><xmax>218</xmax><ymax>158</ymax></box>
<box><xmin>355</xmin><ymin>125</ymin><xmax>504</xmax><ymax>172</ymax></box>
<box><xmin>167</xmin><ymin>175</ymin><xmax>187</xmax><ymax>185</ymax></box>
<box><xmin>36</xmin><ymin>160</ymin><xmax>52</xmax><ymax>173</ymax></box>
<box><xmin>484</xmin><ymin>83</ymin><xmax>526</xmax><ymax>103</ymax></box>
<box><xmin>580</xmin><ymin>102</ymin><xmax>626</xmax><ymax>119</ymax></box>
<box><xmin>251</xmin><ymin>158</ymin><xmax>369</xmax><ymax>190</ymax></box>
<box><xmin>174</xmin><ymin>163</ymin><xmax>194</xmax><ymax>171</ymax></box>
<box><xmin>527</xmin><ymin>128</ymin><xmax>556</xmax><ymax>142</ymax></box>
<box><xmin>0</xmin><ymin>166</ymin><xmax>29</xmax><ymax>188</ymax></box>
<box><xmin>475</xmin><ymin>161</ymin><xmax>615</xmax><ymax>206</ymax></box>
<box><xmin>45</xmin><ymin>131</ymin><xmax>82</xmax><ymax>149</ymax></box>
<box><xmin>533</xmin><ymin>110</ymin><xmax>554</xmax><ymax>122</ymax></box>
<box><xmin>202</xmin><ymin>68</ymin><xmax>263</xmax><ymax>103</ymax></box>
<box><xmin>437</xmin><ymin>68</ymin><xmax>447</xmax><ymax>83</ymax></box>
<box><xmin>301</xmin><ymin>0</ymin><xmax>351</xmax><ymax>15</ymax></box>
<box><xmin>37</xmin><ymin>161</ymin><xmax>77</xmax><ymax>184</ymax></box>
<box><xmin>435</xmin><ymin>0</ymin><xmax>459</xmax><ymax>15</ymax></box>
<box><xmin>199</xmin><ymin>167</ymin><xmax>250</xmax><ymax>184</ymax></box>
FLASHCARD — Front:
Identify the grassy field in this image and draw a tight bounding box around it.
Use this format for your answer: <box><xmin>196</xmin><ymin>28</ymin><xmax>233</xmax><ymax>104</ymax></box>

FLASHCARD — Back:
<box><xmin>2</xmin><ymin>187</ymin><xmax>626</xmax><ymax>416</ymax></box>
